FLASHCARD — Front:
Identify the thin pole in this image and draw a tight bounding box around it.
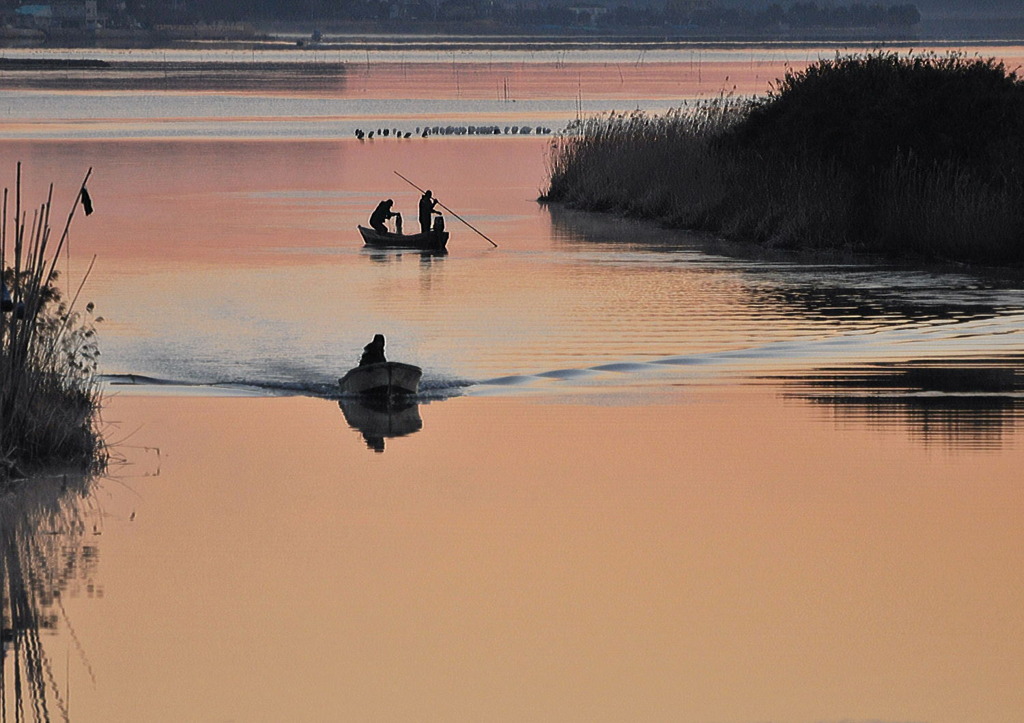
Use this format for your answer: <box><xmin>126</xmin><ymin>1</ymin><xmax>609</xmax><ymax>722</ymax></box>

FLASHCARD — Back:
<box><xmin>393</xmin><ymin>171</ymin><xmax>498</xmax><ymax>248</ymax></box>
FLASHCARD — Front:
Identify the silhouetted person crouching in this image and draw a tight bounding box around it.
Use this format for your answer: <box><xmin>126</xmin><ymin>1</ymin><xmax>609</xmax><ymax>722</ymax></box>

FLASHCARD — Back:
<box><xmin>369</xmin><ymin>200</ymin><xmax>400</xmax><ymax>235</ymax></box>
<box><xmin>359</xmin><ymin>334</ymin><xmax>386</xmax><ymax>366</ymax></box>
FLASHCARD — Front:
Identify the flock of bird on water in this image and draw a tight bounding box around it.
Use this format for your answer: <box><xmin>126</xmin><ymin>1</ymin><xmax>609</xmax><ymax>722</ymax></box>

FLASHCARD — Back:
<box><xmin>354</xmin><ymin>125</ymin><xmax>554</xmax><ymax>139</ymax></box>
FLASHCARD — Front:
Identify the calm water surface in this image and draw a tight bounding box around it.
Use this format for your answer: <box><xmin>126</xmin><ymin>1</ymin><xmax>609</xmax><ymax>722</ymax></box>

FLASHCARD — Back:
<box><xmin>1</xmin><ymin>46</ymin><xmax>1023</xmax><ymax>722</ymax></box>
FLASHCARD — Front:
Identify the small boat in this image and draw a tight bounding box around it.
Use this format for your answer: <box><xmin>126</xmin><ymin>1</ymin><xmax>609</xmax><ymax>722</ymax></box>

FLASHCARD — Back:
<box><xmin>339</xmin><ymin>361</ymin><xmax>422</xmax><ymax>397</ymax></box>
<box><xmin>358</xmin><ymin>225</ymin><xmax>449</xmax><ymax>250</ymax></box>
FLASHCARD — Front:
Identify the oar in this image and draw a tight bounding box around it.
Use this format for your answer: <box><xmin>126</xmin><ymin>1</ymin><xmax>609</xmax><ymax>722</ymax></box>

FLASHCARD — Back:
<box><xmin>393</xmin><ymin>171</ymin><xmax>498</xmax><ymax>248</ymax></box>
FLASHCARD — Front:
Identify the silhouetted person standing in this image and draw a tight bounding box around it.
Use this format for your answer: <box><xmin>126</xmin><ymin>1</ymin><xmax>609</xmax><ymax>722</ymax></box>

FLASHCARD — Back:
<box><xmin>369</xmin><ymin>200</ymin><xmax>398</xmax><ymax>234</ymax></box>
<box><xmin>359</xmin><ymin>334</ymin><xmax>386</xmax><ymax>366</ymax></box>
<box><xmin>418</xmin><ymin>190</ymin><xmax>440</xmax><ymax>234</ymax></box>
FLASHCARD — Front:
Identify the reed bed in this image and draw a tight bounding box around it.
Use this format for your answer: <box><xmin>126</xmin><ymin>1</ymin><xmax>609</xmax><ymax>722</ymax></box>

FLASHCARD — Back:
<box><xmin>545</xmin><ymin>101</ymin><xmax>747</xmax><ymax>222</ymax></box>
<box><xmin>543</xmin><ymin>52</ymin><xmax>1024</xmax><ymax>264</ymax></box>
<box><xmin>1</xmin><ymin>164</ymin><xmax>105</xmax><ymax>483</ymax></box>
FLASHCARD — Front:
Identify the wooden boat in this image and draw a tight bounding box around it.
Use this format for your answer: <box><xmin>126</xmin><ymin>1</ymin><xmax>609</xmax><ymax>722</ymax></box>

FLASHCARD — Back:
<box><xmin>358</xmin><ymin>225</ymin><xmax>449</xmax><ymax>250</ymax></box>
<box><xmin>339</xmin><ymin>361</ymin><xmax>422</xmax><ymax>397</ymax></box>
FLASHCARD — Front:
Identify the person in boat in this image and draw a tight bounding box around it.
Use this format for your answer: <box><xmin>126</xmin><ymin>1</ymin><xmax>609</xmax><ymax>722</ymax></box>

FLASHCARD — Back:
<box><xmin>369</xmin><ymin>200</ymin><xmax>400</xmax><ymax>235</ymax></box>
<box><xmin>358</xmin><ymin>334</ymin><xmax>386</xmax><ymax>366</ymax></box>
<box><xmin>418</xmin><ymin>190</ymin><xmax>441</xmax><ymax>234</ymax></box>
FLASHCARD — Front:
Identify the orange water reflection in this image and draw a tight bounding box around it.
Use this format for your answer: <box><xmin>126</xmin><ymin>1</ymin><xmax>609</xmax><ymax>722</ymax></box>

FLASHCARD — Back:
<box><xmin>0</xmin><ymin>59</ymin><xmax>783</xmax><ymax>99</ymax></box>
<box><xmin>0</xmin><ymin>138</ymin><xmax>549</xmax><ymax>266</ymax></box>
<box><xmin>343</xmin><ymin>59</ymin><xmax>788</xmax><ymax>100</ymax></box>
<box><xmin>6</xmin><ymin>48</ymin><xmax>1023</xmax><ymax>102</ymax></box>
<box><xmin>60</xmin><ymin>391</ymin><xmax>1024</xmax><ymax>721</ymax></box>
<box><xmin>6</xmin><ymin>137</ymin><xmax>1024</xmax><ymax>389</ymax></box>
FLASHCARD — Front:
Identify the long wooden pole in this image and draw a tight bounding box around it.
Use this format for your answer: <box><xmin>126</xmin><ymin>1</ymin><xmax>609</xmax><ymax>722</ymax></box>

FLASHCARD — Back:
<box><xmin>393</xmin><ymin>171</ymin><xmax>498</xmax><ymax>248</ymax></box>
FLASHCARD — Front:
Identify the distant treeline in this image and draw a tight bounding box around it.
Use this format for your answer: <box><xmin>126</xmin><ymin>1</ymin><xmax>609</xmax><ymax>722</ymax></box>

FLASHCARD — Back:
<box><xmin>622</xmin><ymin>2</ymin><xmax>921</xmax><ymax>31</ymax></box>
<box><xmin>493</xmin><ymin>2</ymin><xmax>920</xmax><ymax>32</ymax></box>
<box><xmin>1</xmin><ymin>0</ymin><xmax>919</xmax><ymax>31</ymax></box>
<box><xmin>543</xmin><ymin>52</ymin><xmax>1024</xmax><ymax>265</ymax></box>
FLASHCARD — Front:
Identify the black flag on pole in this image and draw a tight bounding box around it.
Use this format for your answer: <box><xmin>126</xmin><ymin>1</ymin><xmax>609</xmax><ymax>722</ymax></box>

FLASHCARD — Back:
<box><xmin>81</xmin><ymin>186</ymin><xmax>93</xmax><ymax>215</ymax></box>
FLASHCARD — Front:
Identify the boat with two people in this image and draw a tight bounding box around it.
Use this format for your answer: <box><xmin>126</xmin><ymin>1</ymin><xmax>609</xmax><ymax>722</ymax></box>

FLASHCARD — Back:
<box><xmin>359</xmin><ymin>194</ymin><xmax>449</xmax><ymax>250</ymax></box>
<box><xmin>357</xmin><ymin>174</ymin><xmax>498</xmax><ymax>250</ymax></box>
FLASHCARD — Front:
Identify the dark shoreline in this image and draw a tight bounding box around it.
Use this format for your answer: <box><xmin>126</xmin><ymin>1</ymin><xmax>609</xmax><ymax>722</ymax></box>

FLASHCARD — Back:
<box><xmin>0</xmin><ymin>57</ymin><xmax>109</xmax><ymax>69</ymax></box>
<box><xmin>1</xmin><ymin>30</ymin><xmax>1023</xmax><ymax>54</ymax></box>
<box><xmin>0</xmin><ymin>57</ymin><xmax>349</xmax><ymax>92</ymax></box>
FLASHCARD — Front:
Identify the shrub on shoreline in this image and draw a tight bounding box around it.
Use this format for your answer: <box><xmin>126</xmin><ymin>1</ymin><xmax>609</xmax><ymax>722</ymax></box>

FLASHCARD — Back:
<box><xmin>1</xmin><ymin>165</ymin><xmax>105</xmax><ymax>483</ymax></box>
<box><xmin>543</xmin><ymin>51</ymin><xmax>1024</xmax><ymax>264</ymax></box>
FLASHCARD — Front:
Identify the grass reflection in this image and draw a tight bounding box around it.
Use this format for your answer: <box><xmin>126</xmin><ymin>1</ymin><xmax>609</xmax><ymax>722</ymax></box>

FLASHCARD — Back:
<box><xmin>777</xmin><ymin>358</ymin><xmax>1024</xmax><ymax>449</ymax></box>
<box><xmin>0</xmin><ymin>471</ymin><xmax>98</xmax><ymax>723</ymax></box>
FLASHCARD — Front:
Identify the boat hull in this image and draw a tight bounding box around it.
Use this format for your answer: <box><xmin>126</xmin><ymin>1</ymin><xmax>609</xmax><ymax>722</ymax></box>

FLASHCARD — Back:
<box><xmin>358</xmin><ymin>225</ymin><xmax>449</xmax><ymax>250</ymax></box>
<box><xmin>339</xmin><ymin>362</ymin><xmax>422</xmax><ymax>397</ymax></box>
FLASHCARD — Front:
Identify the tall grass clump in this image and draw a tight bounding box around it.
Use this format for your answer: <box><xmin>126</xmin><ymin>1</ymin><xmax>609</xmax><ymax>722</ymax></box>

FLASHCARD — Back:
<box><xmin>544</xmin><ymin>99</ymin><xmax>749</xmax><ymax>226</ymax></box>
<box><xmin>1</xmin><ymin>164</ymin><xmax>104</xmax><ymax>483</ymax></box>
<box><xmin>544</xmin><ymin>51</ymin><xmax>1024</xmax><ymax>264</ymax></box>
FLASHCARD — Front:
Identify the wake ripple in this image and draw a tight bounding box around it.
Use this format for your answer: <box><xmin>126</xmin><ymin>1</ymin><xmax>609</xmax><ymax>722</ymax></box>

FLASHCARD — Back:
<box><xmin>101</xmin><ymin>314</ymin><xmax>1024</xmax><ymax>399</ymax></box>
<box><xmin>475</xmin><ymin>314</ymin><xmax>1024</xmax><ymax>393</ymax></box>
<box><xmin>99</xmin><ymin>373</ymin><xmax>474</xmax><ymax>400</ymax></box>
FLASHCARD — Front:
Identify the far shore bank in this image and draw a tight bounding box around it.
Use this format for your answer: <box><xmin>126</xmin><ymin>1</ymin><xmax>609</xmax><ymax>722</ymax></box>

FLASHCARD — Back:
<box><xmin>1</xmin><ymin>24</ymin><xmax>1023</xmax><ymax>53</ymax></box>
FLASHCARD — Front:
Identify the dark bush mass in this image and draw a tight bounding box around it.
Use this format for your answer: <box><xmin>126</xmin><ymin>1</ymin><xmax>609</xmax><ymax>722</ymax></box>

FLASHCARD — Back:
<box><xmin>728</xmin><ymin>52</ymin><xmax>1024</xmax><ymax>182</ymax></box>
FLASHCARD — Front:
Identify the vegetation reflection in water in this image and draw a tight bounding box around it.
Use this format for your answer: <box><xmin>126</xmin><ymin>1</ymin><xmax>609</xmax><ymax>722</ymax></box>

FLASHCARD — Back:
<box><xmin>547</xmin><ymin>203</ymin><xmax>1024</xmax><ymax>352</ymax></box>
<box><xmin>774</xmin><ymin>358</ymin><xmax>1024</xmax><ymax>450</ymax></box>
<box><xmin>0</xmin><ymin>471</ymin><xmax>99</xmax><ymax>723</ymax></box>
<box><xmin>543</xmin><ymin>195</ymin><xmax>1024</xmax><ymax>452</ymax></box>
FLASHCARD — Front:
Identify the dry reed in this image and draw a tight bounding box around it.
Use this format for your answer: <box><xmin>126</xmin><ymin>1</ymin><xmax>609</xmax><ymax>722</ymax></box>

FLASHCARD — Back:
<box><xmin>1</xmin><ymin>164</ymin><xmax>105</xmax><ymax>482</ymax></box>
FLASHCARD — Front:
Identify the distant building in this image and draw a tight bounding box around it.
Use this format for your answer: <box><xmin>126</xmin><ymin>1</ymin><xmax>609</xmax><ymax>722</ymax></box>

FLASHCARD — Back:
<box><xmin>665</xmin><ymin>0</ymin><xmax>711</xmax><ymax>14</ymax></box>
<box><xmin>14</xmin><ymin>4</ymin><xmax>53</xmax><ymax>28</ymax></box>
<box><xmin>15</xmin><ymin>1</ymin><xmax>98</xmax><ymax>30</ymax></box>
<box><xmin>568</xmin><ymin>4</ymin><xmax>608</xmax><ymax>26</ymax></box>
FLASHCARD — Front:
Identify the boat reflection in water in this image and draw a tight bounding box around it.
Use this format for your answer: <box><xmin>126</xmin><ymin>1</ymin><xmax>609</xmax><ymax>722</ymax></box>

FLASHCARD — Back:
<box><xmin>1</xmin><ymin>471</ymin><xmax>100</xmax><ymax>720</ymax></box>
<box><xmin>778</xmin><ymin>358</ymin><xmax>1024</xmax><ymax>449</ymax></box>
<box><xmin>339</xmin><ymin>396</ymin><xmax>423</xmax><ymax>453</ymax></box>
<box><xmin>365</xmin><ymin>248</ymin><xmax>448</xmax><ymax>266</ymax></box>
